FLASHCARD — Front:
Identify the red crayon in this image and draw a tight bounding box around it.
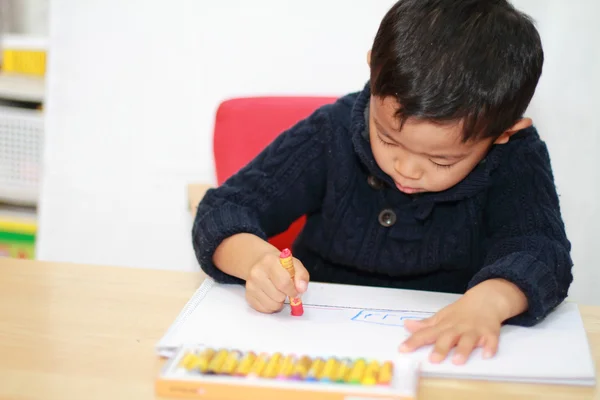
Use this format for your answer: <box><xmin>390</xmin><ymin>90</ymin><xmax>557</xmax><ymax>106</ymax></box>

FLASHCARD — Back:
<box><xmin>279</xmin><ymin>248</ymin><xmax>304</xmax><ymax>316</ymax></box>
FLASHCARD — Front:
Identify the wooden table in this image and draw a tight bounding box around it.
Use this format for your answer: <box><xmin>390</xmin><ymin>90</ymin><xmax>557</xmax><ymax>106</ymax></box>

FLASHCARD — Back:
<box><xmin>0</xmin><ymin>258</ymin><xmax>598</xmax><ymax>400</ymax></box>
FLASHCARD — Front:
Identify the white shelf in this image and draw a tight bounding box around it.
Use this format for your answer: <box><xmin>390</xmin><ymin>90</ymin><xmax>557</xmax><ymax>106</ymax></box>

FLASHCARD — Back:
<box><xmin>0</xmin><ymin>187</ymin><xmax>39</xmax><ymax>207</ymax></box>
<box><xmin>0</xmin><ymin>72</ymin><xmax>45</xmax><ymax>102</ymax></box>
<box><xmin>0</xmin><ymin>203</ymin><xmax>37</xmax><ymax>221</ymax></box>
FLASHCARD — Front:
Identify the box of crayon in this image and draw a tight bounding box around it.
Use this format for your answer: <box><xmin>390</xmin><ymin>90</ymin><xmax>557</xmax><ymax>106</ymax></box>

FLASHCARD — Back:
<box><xmin>155</xmin><ymin>345</ymin><xmax>420</xmax><ymax>400</ymax></box>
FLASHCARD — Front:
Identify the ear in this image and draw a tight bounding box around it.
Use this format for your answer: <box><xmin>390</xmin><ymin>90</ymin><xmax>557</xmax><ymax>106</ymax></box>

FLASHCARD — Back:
<box><xmin>493</xmin><ymin>117</ymin><xmax>532</xmax><ymax>144</ymax></box>
<box><xmin>367</xmin><ymin>50</ymin><xmax>371</xmax><ymax>67</ymax></box>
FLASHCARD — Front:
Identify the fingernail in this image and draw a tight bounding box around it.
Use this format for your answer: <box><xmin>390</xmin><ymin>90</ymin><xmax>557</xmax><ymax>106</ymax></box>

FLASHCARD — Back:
<box><xmin>483</xmin><ymin>350</ymin><xmax>493</xmax><ymax>359</ymax></box>
<box><xmin>399</xmin><ymin>343</ymin><xmax>410</xmax><ymax>352</ymax></box>
<box><xmin>453</xmin><ymin>354</ymin><xmax>465</xmax><ymax>364</ymax></box>
<box><xmin>430</xmin><ymin>353</ymin><xmax>443</xmax><ymax>363</ymax></box>
<box><xmin>297</xmin><ymin>280</ymin><xmax>307</xmax><ymax>292</ymax></box>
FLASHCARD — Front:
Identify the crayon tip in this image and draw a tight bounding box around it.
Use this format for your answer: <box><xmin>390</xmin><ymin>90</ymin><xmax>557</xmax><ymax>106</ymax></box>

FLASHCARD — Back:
<box><xmin>280</xmin><ymin>248</ymin><xmax>292</xmax><ymax>258</ymax></box>
<box><xmin>291</xmin><ymin>304</ymin><xmax>304</xmax><ymax>316</ymax></box>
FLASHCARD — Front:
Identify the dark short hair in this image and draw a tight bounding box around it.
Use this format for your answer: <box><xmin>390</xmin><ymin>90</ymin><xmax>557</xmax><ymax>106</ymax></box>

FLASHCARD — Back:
<box><xmin>370</xmin><ymin>0</ymin><xmax>544</xmax><ymax>142</ymax></box>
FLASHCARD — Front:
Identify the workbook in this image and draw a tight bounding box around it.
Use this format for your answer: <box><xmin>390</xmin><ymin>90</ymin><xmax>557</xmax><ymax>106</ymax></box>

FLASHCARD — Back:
<box><xmin>157</xmin><ymin>278</ymin><xmax>596</xmax><ymax>386</ymax></box>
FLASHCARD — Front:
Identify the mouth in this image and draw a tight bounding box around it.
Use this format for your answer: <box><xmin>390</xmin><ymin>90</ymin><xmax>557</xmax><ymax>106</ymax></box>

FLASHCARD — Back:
<box><xmin>395</xmin><ymin>182</ymin><xmax>421</xmax><ymax>194</ymax></box>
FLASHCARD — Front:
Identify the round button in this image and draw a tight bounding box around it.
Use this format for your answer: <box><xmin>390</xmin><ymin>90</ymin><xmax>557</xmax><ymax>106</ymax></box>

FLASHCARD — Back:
<box><xmin>378</xmin><ymin>209</ymin><xmax>397</xmax><ymax>227</ymax></box>
<box><xmin>367</xmin><ymin>175</ymin><xmax>384</xmax><ymax>190</ymax></box>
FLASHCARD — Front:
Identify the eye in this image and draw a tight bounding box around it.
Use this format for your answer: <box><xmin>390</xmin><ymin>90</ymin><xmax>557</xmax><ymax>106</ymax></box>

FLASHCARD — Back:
<box><xmin>431</xmin><ymin>160</ymin><xmax>455</xmax><ymax>169</ymax></box>
<box><xmin>377</xmin><ymin>135</ymin><xmax>396</xmax><ymax>147</ymax></box>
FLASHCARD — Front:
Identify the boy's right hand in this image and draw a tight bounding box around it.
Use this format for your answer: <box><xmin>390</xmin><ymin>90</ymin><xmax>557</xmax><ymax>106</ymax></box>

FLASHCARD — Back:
<box><xmin>245</xmin><ymin>252</ymin><xmax>309</xmax><ymax>313</ymax></box>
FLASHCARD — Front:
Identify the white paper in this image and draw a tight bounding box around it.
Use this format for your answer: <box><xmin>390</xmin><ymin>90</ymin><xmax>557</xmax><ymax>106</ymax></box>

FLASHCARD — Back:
<box><xmin>157</xmin><ymin>279</ymin><xmax>596</xmax><ymax>386</ymax></box>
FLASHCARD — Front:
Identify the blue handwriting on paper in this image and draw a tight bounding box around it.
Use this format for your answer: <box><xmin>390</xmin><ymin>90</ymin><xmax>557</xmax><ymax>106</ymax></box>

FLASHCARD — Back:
<box><xmin>350</xmin><ymin>310</ymin><xmax>433</xmax><ymax>327</ymax></box>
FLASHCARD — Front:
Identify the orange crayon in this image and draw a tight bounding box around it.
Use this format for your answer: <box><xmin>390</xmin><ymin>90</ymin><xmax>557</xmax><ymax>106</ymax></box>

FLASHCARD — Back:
<box><xmin>377</xmin><ymin>361</ymin><xmax>394</xmax><ymax>385</ymax></box>
<box><xmin>279</xmin><ymin>248</ymin><xmax>304</xmax><ymax>316</ymax></box>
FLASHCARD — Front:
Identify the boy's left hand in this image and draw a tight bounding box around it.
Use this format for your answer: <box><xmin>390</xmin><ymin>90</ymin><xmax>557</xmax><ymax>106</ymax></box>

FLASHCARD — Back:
<box><xmin>398</xmin><ymin>278</ymin><xmax>528</xmax><ymax>365</ymax></box>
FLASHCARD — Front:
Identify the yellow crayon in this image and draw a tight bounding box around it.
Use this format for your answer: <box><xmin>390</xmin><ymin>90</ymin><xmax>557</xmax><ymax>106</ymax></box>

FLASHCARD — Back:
<box><xmin>206</xmin><ymin>349</ymin><xmax>229</xmax><ymax>374</ymax></box>
<box><xmin>179</xmin><ymin>351</ymin><xmax>198</xmax><ymax>370</ymax></box>
<box><xmin>361</xmin><ymin>360</ymin><xmax>380</xmax><ymax>385</ymax></box>
<box><xmin>220</xmin><ymin>350</ymin><xmax>242</xmax><ymax>375</ymax></box>
<box><xmin>291</xmin><ymin>355</ymin><xmax>313</xmax><ymax>380</ymax></box>
<box><xmin>248</xmin><ymin>353</ymin><xmax>269</xmax><ymax>377</ymax></box>
<box><xmin>190</xmin><ymin>348</ymin><xmax>216</xmax><ymax>373</ymax></box>
<box><xmin>333</xmin><ymin>358</ymin><xmax>352</xmax><ymax>382</ymax></box>
<box><xmin>306</xmin><ymin>357</ymin><xmax>325</xmax><ymax>381</ymax></box>
<box><xmin>277</xmin><ymin>354</ymin><xmax>297</xmax><ymax>379</ymax></box>
<box><xmin>347</xmin><ymin>358</ymin><xmax>367</xmax><ymax>384</ymax></box>
<box><xmin>320</xmin><ymin>357</ymin><xmax>339</xmax><ymax>382</ymax></box>
<box><xmin>262</xmin><ymin>352</ymin><xmax>283</xmax><ymax>378</ymax></box>
<box><xmin>377</xmin><ymin>361</ymin><xmax>394</xmax><ymax>385</ymax></box>
<box><xmin>234</xmin><ymin>351</ymin><xmax>257</xmax><ymax>376</ymax></box>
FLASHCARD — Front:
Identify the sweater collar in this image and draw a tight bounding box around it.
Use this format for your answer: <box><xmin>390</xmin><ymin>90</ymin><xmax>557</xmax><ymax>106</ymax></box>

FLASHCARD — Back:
<box><xmin>350</xmin><ymin>82</ymin><xmax>508</xmax><ymax>206</ymax></box>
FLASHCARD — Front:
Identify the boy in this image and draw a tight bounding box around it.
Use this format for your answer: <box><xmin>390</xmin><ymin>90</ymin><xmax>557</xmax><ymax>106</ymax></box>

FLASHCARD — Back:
<box><xmin>192</xmin><ymin>0</ymin><xmax>573</xmax><ymax>365</ymax></box>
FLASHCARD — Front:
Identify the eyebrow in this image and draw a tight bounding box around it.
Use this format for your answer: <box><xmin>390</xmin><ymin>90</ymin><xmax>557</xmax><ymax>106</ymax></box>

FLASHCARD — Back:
<box><xmin>373</xmin><ymin>118</ymin><xmax>468</xmax><ymax>161</ymax></box>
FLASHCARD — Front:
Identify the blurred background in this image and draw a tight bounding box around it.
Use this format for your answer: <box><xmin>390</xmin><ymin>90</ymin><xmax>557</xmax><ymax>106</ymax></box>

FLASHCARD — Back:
<box><xmin>0</xmin><ymin>1</ymin><xmax>597</xmax><ymax>305</ymax></box>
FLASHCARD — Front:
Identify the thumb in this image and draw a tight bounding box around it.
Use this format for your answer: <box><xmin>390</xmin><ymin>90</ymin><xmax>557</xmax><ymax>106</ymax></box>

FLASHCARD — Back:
<box><xmin>293</xmin><ymin>258</ymin><xmax>309</xmax><ymax>294</ymax></box>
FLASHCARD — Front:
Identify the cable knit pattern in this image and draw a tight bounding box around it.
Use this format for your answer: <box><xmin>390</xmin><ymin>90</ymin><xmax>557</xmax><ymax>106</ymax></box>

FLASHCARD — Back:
<box><xmin>192</xmin><ymin>83</ymin><xmax>573</xmax><ymax>326</ymax></box>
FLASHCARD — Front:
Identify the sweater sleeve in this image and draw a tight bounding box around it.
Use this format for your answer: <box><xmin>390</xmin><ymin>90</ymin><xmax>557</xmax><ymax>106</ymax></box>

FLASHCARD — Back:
<box><xmin>467</xmin><ymin>136</ymin><xmax>573</xmax><ymax>326</ymax></box>
<box><xmin>191</xmin><ymin>106</ymin><xmax>333</xmax><ymax>284</ymax></box>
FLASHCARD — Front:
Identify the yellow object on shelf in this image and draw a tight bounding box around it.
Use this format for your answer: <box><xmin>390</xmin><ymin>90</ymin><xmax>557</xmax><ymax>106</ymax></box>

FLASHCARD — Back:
<box><xmin>0</xmin><ymin>216</ymin><xmax>37</xmax><ymax>259</ymax></box>
<box><xmin>1</xmin><ymin>35</ymin><xmax>48</xmax><ymax>77</ymax></box>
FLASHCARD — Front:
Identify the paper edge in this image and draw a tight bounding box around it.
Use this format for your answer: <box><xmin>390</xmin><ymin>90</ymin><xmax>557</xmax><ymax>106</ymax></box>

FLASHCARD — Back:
<box><xmin>155</xmin><ymin>277</ymin><xmax>215</xmax><ymax>354</ymax></box>
<box><xmin>421</xmin><ymin>371</ymin><xmax>596</xmax><ymax>387</ymax></box>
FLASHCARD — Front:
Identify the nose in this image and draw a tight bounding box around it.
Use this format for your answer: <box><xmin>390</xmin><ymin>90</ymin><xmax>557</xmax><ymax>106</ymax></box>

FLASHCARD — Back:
<box><xmin>394</xmin><ymin>157</ymin><xmax>422</xmax><ymax>181</ymax></box>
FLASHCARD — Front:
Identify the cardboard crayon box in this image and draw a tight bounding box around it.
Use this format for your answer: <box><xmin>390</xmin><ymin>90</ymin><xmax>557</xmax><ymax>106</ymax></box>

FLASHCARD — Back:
<box><xmin>155</xmin><ymin>345</ymin><xmax>420</xmax><ymax>400</ymax></box>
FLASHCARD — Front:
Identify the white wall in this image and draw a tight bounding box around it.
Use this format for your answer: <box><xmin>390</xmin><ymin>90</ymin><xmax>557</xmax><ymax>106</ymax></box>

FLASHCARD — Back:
<box><xmin>514</xmin><ymin>0</ymin><xmax>600</xmax><ymax>306</ymax></box>
<box><xmin>37</xmin><ymin>0</ymin><xmax>395</xmax><ymax>272</ymax></box>
<box><xmin>37</xmin><ymin>0</ymin><xmax>600</xmax><ymax>305</ymax></box>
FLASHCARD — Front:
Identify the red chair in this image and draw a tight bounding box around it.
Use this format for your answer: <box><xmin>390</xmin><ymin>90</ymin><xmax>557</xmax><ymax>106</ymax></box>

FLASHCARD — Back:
<box><xmin>213</xmin><ymin>96</ymin><xmax>337</xmax><ymax>251</ymax></box>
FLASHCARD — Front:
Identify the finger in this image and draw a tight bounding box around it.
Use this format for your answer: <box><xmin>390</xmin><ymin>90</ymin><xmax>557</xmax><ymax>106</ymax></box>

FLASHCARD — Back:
<box><xmin>246</xmin><ymin>277</ymin><xmax>285</xmax><ymax>305</ymax></box>
<box><xmin>399</xmin><ymin>325</ymin><xmax>442</xmax><ymax>352</ymax></box>
<box><xmin>293</xmin><ymin>258</ymin><xmax>310</xmax><ymax>293</ymax></box>
<box><xmin>403</xmin><ymin>316</ymin><xmax>436</xmax><ymax>333</ymax></box>
<box><xmin>268</xmin><ymin>262</ymin><xmax>299</xmax><ymax>298</ymax></box>
<box><xmin>245</xmin><ymin>279</ymin><xmax>283</xmax><ymax>313</ymax></box>
<box><xmin>247</xmin><ymin>289</ymin><xmax>283</xmax><ymax>313</ymax></box>
<box><xmin>452</xmin><ymin>332</ymin><xmax>480</xmax><ymax>365</ymax></box>
<box><xmin>245</xmin><ymin>289</ymin><xmax>269</xmax><ymax>313</ymax></box>
<box><xmin>249</xmin><ymin>257</ymin><xmax>291</xmax><ymax>302</ymax></box>
<box><xmin>430</xmin><ymin>329</ymin><xmax>460</xmax><ymax>363</ymax></box>
<box><xmin>482</xmin><ymin>332</ymin><xmax>499</xmax><ymax>359</ymax></box>
<box><xmin>260</xmin><ymin>276</ymin><xmax>288</xmax><ymax>304</ymax></box>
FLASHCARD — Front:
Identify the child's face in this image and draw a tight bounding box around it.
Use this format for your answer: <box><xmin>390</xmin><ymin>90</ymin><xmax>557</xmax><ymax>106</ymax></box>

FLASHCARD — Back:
<box><xmin>369</xmin><ymin>96</ymin><xmax>495</xmax><ymax>194</ymax></box>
